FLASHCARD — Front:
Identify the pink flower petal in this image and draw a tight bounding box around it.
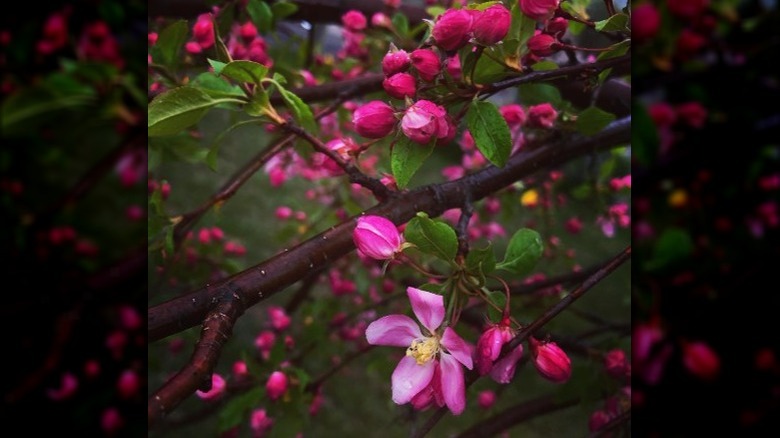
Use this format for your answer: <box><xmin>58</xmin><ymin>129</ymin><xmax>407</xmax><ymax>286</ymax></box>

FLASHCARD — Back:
<box><xmin>489</xmin><ymin>344</ymin><xmax>524</xmax><ymax>384</ymax></box>
<box><xmin>439</xmin><ymin>353</ymin><xmax>466</xmax><ymax>415</ymax></box>
<box><xmin>407</xmin><ymin>287</ymin><xmax>444</xmax><ymax>334</ymax></box>
<box><xmin>366</xmin><ymin>315</ymin><xmax>422</xmax><ymax>347</ymax></box>
<box><xmin>392</xmin><ymin>356</ymin><xmax>436</xmax><ymax>404</ymax></box>
<box><xmin>441</xmin><ymin>327</ymin><xmax>474</xmax><ymax>370</ymax></box>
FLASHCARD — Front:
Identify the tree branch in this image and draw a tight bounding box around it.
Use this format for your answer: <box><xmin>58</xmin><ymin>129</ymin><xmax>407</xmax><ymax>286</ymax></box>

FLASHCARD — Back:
<box><xmin>455</xmin><ymin>395</ymin><xmax>581</xmax><ymax>438</ymax></box>
<box><xmin>149</xmin><ymin>117</ymin><xmax>630</xmax><ymax>342</ymax></box>
<box><xmin>148</xmin><ymin>288</ymin><xmax>245</xmax><ymax>428</ymax></box>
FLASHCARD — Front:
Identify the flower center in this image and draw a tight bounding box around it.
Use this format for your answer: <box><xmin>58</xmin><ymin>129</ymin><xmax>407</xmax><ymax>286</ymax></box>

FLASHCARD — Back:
<box><xmin>406</xmin><ymin>336</ymin><xmax>440</xmax><ymax>365</ymax></box>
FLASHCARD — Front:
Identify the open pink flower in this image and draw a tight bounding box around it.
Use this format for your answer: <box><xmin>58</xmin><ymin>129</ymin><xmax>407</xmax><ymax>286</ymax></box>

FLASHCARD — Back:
<box><xmin>365</xmin><ymin>287</ymin><xmax>473</xmax><ymax>415</ymax></box>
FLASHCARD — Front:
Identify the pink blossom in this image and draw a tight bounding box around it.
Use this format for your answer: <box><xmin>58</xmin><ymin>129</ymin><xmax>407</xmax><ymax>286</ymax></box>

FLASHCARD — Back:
<box><xmin>682</xmin><ymin>341</ymin><xmax>720</xmax><ymax>380</ymax></box>
<box><xmin>266</xmin><ymin>371</ymin><xmax>288</xmax><ymax>401</ymax></box>
<box><xmin>342</xmin><ymin>10</ymin><xmax>367</xmax><ymax>32</ymax></box>
<box><xmin>250</xmin><ymin>409</ymin><xmax>274</xmax><ymax>437</ymax></box>
<box><xmin>352</xmin><ymin>101</ymin><xmax>397</xmax><ymax>138</ymax></box>
<box><xmin>383</xmin><ymin>72</ymin><xmax>417</xmax><ymax>99</ymax></box>
<box><xmin>117</xmin><ymin>369</ymin><xmax>140</xmax><ymax>399</ymax></box>
<box><xmin>382</xmin><ymin>48</ymin><xmax>411</xmax><ymax>76</ymax></box>
<box><xmin>365</xmin><ymin>287</ymin><xmax>474</xmax><ymax>415</ymax></box>
<box><xmin>353</xmin><ymin>215</ymin><xmax>403</xmax><ymax>260</ymax></box>
<box><xmin>432</xmin><ymin>9</ymin><xmax>474</xmax><ymax>51</ymax></box>
<box><xmin>604</xmin><ymin>349</ymin><xmax>628</xmax><ymax>380</ymax></box>
<box><xmin>545</xmin><ymin>17</ymin><xmax>569</xmax><ymax>38</ymax></box>
<box><xmin>632</xmin><ymin>4</ymin><xmax>661</xmax><ymax>43</ymax></box>
<box><xmin>500</xmin><ymin>104</ymin><xmax>526</xmax><ymax>126</ymax></box>
<box><xmin>239</xmin><ymin>21</ymin><xmax>258</xmax><ymax>42</ymax></box>
<box><xmin>410</xmin><ymin>48</ymin><xmax>441</xmax><ymax>82</ymax></box>
<box><xmin>527</xmin><ymin>103</ymin><xmax>558</xmax><ymax>128</ymax></box>
<box><xmin>124</xmin><ymin>204</ymin><xmax>142</xmax><ymax>221</ymax></box>
<box><xmin>268</xmin><ymin>306</ymin><xmax>291</xmax><ymax>331</ymax></box>
<box><xmin>401</xmin><ymin>100</ymin><xmax>451</xmax><ymax>145</ymax></box>
<box><xmin>101</xmin><ymin>407</ymin><xmax>123</xmax><ymax>435</ymax></box>
<box><xmin>196</xmin><ymin>373</ymin><xmax>226</xmax><ymax>400</ymax></box>
<box><xmin>520</xmin><ymin>0</ymin><xmax>560</xmax><ymax>22</ymax></box>
<box><xmin>255</xmin><ymin>330</ymin><xmax>276</xmax><ymax>360</ymax></box>
<box><xmin>118</xmin><ymin>305</ymin><xmax>142</xmax><ymax>331</ymax></box>
<box><xmin>275</xmin><ymin>206</ymin><xmax>293</xmax><ymax>220</ymax></box>
<box><xmin>675</xmin><ymin>101</ymin><xmax>708</xmax><ymax>128</ymax></box>
<box><xmin>473</xmin><ymin>5</ymin><xmax>511</xmax><ymax>46</ymax></box>
<box><xmin>589</xmin><ymin>409</ymin><xmax>612</xmax><ymax>432</ymax></box>
<box><xmin>475</xmin><ymin>319</ymin><xmax>515</xmax><ymax>375</ymax></box>
<box><xmin>529</xmin><ymin>337</ymin><xmax>571</xmax><ymax>383</ymax></box>
<box><xmin>648</xmin><ymin>102</ymin><xmax>677</xmax><ymax>127</ymax></box>
<box><xmin>233</xmin><ymin>361</ymin><xmax>248</xmax><ymax>379</ymax></box>
<box><xmin>444</xmin><ymin>53</ymin><xmax>462</xmax><ymax>80</ymax></box>
<box><xmin>527</xmin><ymin>33</ymin><xmax>560</xmax><ymax>57</ymax></box>
<box><xmin>478</xmin><ymin>390</ymin><xmax>496</xmax><ymax>409</ymax></box>
<box><xmin>46</xmin><ymin>372</ymin><xmax>78</xmax><ymax>401</ymax></box>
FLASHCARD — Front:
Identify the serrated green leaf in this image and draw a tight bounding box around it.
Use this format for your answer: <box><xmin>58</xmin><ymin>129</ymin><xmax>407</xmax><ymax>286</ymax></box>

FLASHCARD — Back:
<box><xmin>496</xmin><ymin>228</ymin><xmax>543</xmax><ymax>276</ymax></box>
<box><xmin>485</xmin><ymin>290</ymin><xmax>506</xmax><ymax>323</ymax></box>
<box><xmin>465</xmin><ymin>244</ymin><xmax>496</xmax><ymax>286</ymax></box>
<box><xmin>466</xmin><ymin>100</ymin><xmax>511</xmax><ymax>167</ymax></box>
<box><xmin>576</xmin><ymin>107</ymin><xmax>616</xmax><ymax>136</ymax></box>
<box><xmin>404</xmin><ymin>213</ymin><xmax>458</xmax><ymax>263</ymax></box>
<box><xmin>220</xmin><ymin>60</ymin><xmax>269</xmax><ymax>85</ymax></box>
<box><xmin>280</xmin><ymin>88</ymin><xmax>317</xmax><ymax>133</ymax></box>
<box><xmin>208</xmin><ymin>58</ymin><xmax>227</xmax><ymax>75</ymax></box>
<box><xmin>473</xmin><ymin>53</ymin><xmax>508</xmax><ymax>84</ymax></box>
<box><xmin>594</xmin><ymin>13</ymin><xmax>628</xmax><ymax>32</ymax></box>
<box><xmin>597</xmin><ymin>39</ymin><xmax>630</xmax><ymax>61</ymax></box>
<box><xmin>391</xmin><ymin>136</ymin><xmax>435</xmax><ymax>189</ymax></box>
<box><xmin>148</xmin><ymin>86</ymin><xmax>221</xmax><ymax>137</ymax></box>
<box><xmin>247</xmin><ymin>0</ymin><xmax>273</xmax><ymax>33</ymax></box>
<box><xmin>530</xmin><ymin>60</ymin><xmax>558</xmax><ymax>71</ymax></box>
<box><xmin>190</xmin><ymin>72</ymin><xmax>246</xmax><ymax>99</ymax></box>
<box><xmin>154</xmin><ymin>20</ymin><xmax>188</xmax><ymax>67</ymax></box>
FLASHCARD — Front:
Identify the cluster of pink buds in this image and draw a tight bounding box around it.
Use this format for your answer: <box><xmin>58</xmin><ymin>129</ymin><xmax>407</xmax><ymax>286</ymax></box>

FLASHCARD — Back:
<box><xmin>381</xmin><ymin>45</ymin><xmax>416</xmax><ymax>99</ymax></box>
<box><xmin>430</xmin><ymin>4</ymin><xmax>510</xmax><ymax>51</ymax></box>
<box><xmin>401</xmin><ymin>100</ymin><xmax>456</xmax><ymax>145</ymax></box>
<box><xmin>78</xmin><ymin>21</ymin><xmax>124</xmax><ymax>69</ymax></box>
<box><xmin>37</xmin><ymin>9</ymin><xmax>70</xmax><ymax>56</ymax></box>
<box><xmin>339</xmin><ymin>10</ymin><xmax>368</xmax><ymax>60</ymax></box>
<box><xmin>185</xmin><ymin>13</ymin><xmax>215</xmax><ymax>54</ymax></box>
<box><xmin>225</xmin><ymin>21</ymin><xmax>272</xmax><ymax>67</ymax></box>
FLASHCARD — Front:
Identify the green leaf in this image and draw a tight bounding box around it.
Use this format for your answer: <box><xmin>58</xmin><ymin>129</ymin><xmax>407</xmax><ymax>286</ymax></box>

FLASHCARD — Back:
<box><xmin>220</xmin><ymin>60</ymin><xmax>269</xmax><ymax>85</ymax></box>
<box><xmin>271</xmin><ymin>1</ymin><xmax>299</xmax><ymax>21</ymax></box>
<box><xmin>426</xmin><ymin>6</ymin><xmax>446</xmax><ymax>18</ymax></box>
<box><xmin>467</xmin><ymin>1</ymin><xmax>501</xmax><ymax>11</ymax></box>
<box><xmin>1</xmin><ymin>88</ymin><xmax>94</xmax><ymax>134</ymax></box>
<box><xmin>465</xmin><ymin>244</ymin><xmax>496</xmax><ymax>286</ymax></box>
<box><xmin>247</xmin><ymin>0</ymin><xmax>273</xmax><ymax>33</ymax></box>
<box><xmin>392</xmin><ymin>12</ymin><xmax>409</xmax><ymax>36</ymax></box>
<box><xmin>153</xmin><ymin>20</ymin><xmax>188</xmax><ymax>68</ymax></box>
<box><xmin>518</xmin><ymin>83</ymin><xmax>562</xmax><ymax>106</ymax></box>
<box><xmin>496</xmin><ymin>228</ymin><xmax>543</xmax><ymax>276</ymax></box>
<box><xmin>485</xmin><ymin>290</ymin><xmax>506</xmax><ymax>323</ymax></box>
<box><xmin>148</xmin><ymin>86</ymin><xmax>226</xmax><ymax>137</ymax></box>
<box><xmin>594</xmin><ymin>13</ymin><xmax>628</xmax><ymax>32</ymax></box>
<box><xmin>631</xmin><ymin>102</ymin><xmax>659</xmax><ymax>168</ymax></box>
<box><xmin>644</xmin><ymin>228</ymin><xmax>694</xmax><ymax>271</ymax></box>
<box><xmin>530</xmin><ymin>60</ymin><xmax>559</xmax><ymax>71</ymax></box>
<box><xmin>597</xmin><ymin>39</ymin><xmax>630</xmax><ymax>61</ymax></box>
<box><xmin>472</xmin><ymin>53</ymin><xmax>508</xmax><ymax>84</ymax></box>
<box><xmin>404</xmin><ymin>213</ymin><xmax>459</xmax><ymax>263</ymax></box>
<box><xmin>391</xmin><ymin>136</ymin><xmax>435</xmax><ymax>189</ymax></box>
<box><xmin>280</xmin><ymin>88</ymin><xmax>317</xmax><ymax>133</ymax></box>
<box><xmin>218</xmin><ymin>386</ymin><xmax>265</xmax><ymax>432</ymax></box>
<box><xmin>466</xmin><ymin>100</ymin><xmax>511</xmax><ymax>167</ymax></box>
<box><xmin>208</xmin><ymin>58</ymin><xmax>227</xmax><ymax>75</ymax></box>
<box><xmin>576</xmin><ymin>107</ymin><xmax>616</xmax><ymax>136</ymax></box>
<box><xmin>190</xmin><ymin>72</ymin><xmax>245</xmax><ymax>99</ymax></box>
<box><xmin>508</xmin><ymin>4</ymin><xmax>536</xmax><ymax>58</ymax></box>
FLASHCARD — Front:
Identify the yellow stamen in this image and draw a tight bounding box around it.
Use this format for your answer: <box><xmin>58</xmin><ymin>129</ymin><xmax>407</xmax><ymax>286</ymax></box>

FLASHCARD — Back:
<box><xmin>406</xmin><ymin>337</ymin><xmax>440</xmax><ymax>365</ymax></box>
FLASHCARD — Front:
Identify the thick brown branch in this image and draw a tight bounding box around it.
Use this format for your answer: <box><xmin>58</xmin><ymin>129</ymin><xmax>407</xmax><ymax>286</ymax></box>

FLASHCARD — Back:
<box><xmin>455</xmin><ymin>395</ymin><xmax>581</xmax><ymax>438</ymax></box>
<box><xmin>148</xmin><ymin>289</ymin><xmax>245</xmax><ymax>428</ymax></box>
<box><xmin>148</xmin><ymin>117</ymin><xmax>630</xmax><ymax>342</ymax></box>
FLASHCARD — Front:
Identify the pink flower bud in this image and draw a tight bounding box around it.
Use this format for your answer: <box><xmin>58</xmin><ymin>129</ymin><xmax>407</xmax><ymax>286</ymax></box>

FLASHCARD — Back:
<box><xmin>352</xmin><ymin>101</ymin><xmax>397</xmax><ymax>138</ymax></box>
<box><xmin>632</xmin><ymin>4</ymin><xmax>661</xmax><ymax>43</ymax></box>
<box><xmin>476</xmin><ymin>320</ymin><xmax>515</xmax><ymax>375</ymax></box>
<box><xmin>198</xmin><ymin>228</ymin><xmax>211</xmax><ymax>245</ymax></box>
<box><xmin>210</xmin><ymin>226</ymin><xmax>224</xmax><ymax>241</ymax></box>
<box><xmin>267</xmin><ymin>306</ymin><xmax>291</xmax><ymax>331</ymax></box>
<box><xmin>353</xmin><ymin>215</ymin><xmax>402</xmax><ymax>260</ymax></box>
<box><xmin>604</xmin><ymin>349</ymin><xmax>628</xmax><ymax>380</ymax></box>
<box><xmin>240</xmin><ymin>21</ymin><xmax>257</xmax><ymax>42</ymax></box>
<box><xmin>117</xmin><ymin>369</ymin><xmax>140</xmax><ymax>399</ymax></box>
<box><xmin>266</xmin><ymin>371</ymin><xmax>288</xmax><ymax>401</ymax></box>
<box><xmin>233</xmin><ymin>360</ymin><xmax>248</xmax><ymax>378</ymax></box>
<box><xmin>473</xmin><ymin>5</ymin><xmax>511</xmax><ymax>46</ymax></box>
<box><xmin>101</xmin><ymin>407</ymin><xmax>123</xmax><ymax>435</ymax></box>
<box><xmin>565</xmin><ymin>217</ymin><xmax>583</xmax><ymax>234</ymax></box>
<box><xmin>196</xmin><ymin>373</ymin><xmax>226</xmax><ymax>400</ymax></box>
<box><xmin>527</xmin><ymin>33</ymin><xmax>560</xmax><ymax>57</ymax></box>
<box><xmin>382</xmin><ymin>48</ymin><xmax>411</xmax><ymax>76</ymax></box>
<box><xmin>118</xmin><ymin>305</ymin><xmax>142</xmax><ymax>331</ymax></box>
<box><xmin>383</xmin><ymin>72</ymin><xmax>417</xmax><ymax>99</ymax></box>
<box><xmin>84</xmin><ymin>359</ymin><xmax>101</xmax><ymax>378</ymax></box>
<box><xmin>401</xmin><ymin>100</ymin><xmax>450</xmax><ymax>145</ymax></box>
<box><xmin>47</xmin><ymin>372</ymin><xmax>78</xmax><ymax>401</ymax></box>
<box><xmin>589</xmin><ymin>410</ymin><xmax>612</xmax><ymax>432</ymax></box>
<box><xmin>432</xmin><ymin>9</ymin><xmax>474</xmax><ymax>51</ymax></box>
<box><xmin>275</xmin><ymin>206</ymin><xmax>293</xmax><ymax>220</ymax></box>
<box><xmin>530</xmin><ymin>337</ymin><xmax>572</xmax><ymax>383</ymax></box>
<box><xmin>341</xmin><ymin>10</ymin><xmax>367</xmax><ymax>32</ymax></box>
<box><xmin>675</xmin><ymin>101</ymin><xmax>707</xmax><ymax>128</ymax></box>
<box><xmin>676</xmin><ymin>28</ymin><xmax>707</xmax><ymax>57</ymax></box>
<box><xmin>255</xmin><ymin>330</ymin><xmax>276</xmax><ymax>360</ymax></box>
<box><xmin>192</xmin><ymin>14</ymin><xmax>215</xmax><ymax>48</ymax></box>
<box><xmin>527</xmin><ymin>103</ymin><xmax>558</xmax><ymax>128</ymax></box>
<box><xmin>477</xmin><ymin>390</ymin><xmax>496</xmax><ymax>409</ymax></box>
<box><xmin>410</xmin><ymin>49</ymin><xmax>441</xmax><ymax>82</ymax></box>
<box><xmin>520</xmin><ymin>0</ymin><xmax>560</xmax><ymax>22</ymax></box>
<box><xmin>148</xmin><ymin>32</ymin><xmax>158</xmax><ymax>45</ymax></box>
<box><xmin>500</xmin><ymin>104</ymin><xmax>526</xmax><ymax>126</ymax></box>
<box><xmin>682</xmin><ymin>341</ymin><xmax>720</xmax><ymax>380</ymax></box>
<box><xmin>444</xmin><ymin>53</ymin><xmax>462</xmax><ymax>80</ymax></box>
<box><xmin>489</xmin><ymin>343</ymin><xmax>524</xmax><ymax>384</ymax></box>
<box><xmin>371</xmin><ymin>12</ymin><xmax>392</xmax><ymax>28</ymax></box>
<box><xmin>250</xmin><ymin>409</ymin><xmax>274</xmax><ymax>436</ymax></box>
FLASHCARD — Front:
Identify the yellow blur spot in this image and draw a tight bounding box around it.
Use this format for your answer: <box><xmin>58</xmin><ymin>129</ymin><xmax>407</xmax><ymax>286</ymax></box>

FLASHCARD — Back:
<box><xmin>520</xmin><ymin>189</ymin><xmax>539</xmax><ymax>207</ymax></box>
<box><xmin>406</xmin><ymin>337</ymin><xmax>440</xmax><ymax>365</ymax></box>
<box><xmin>668</xmin><ymin>189</ymin><xmax>688</xmax><ymax>208</ymax></box>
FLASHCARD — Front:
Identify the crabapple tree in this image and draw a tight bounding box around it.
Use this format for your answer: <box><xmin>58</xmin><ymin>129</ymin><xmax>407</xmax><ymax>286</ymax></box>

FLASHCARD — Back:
<box><xmin>148</xmin><ymin>0</ymin><xmax>631</xmax><ymax>436</ymax></box>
